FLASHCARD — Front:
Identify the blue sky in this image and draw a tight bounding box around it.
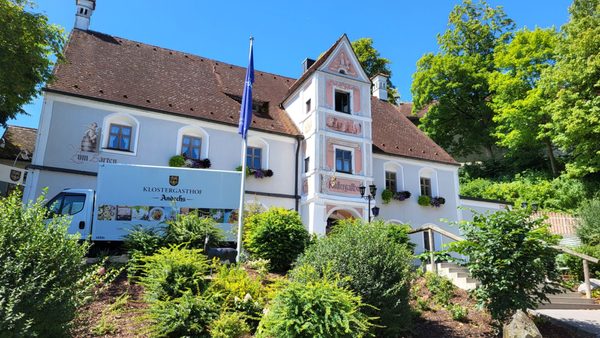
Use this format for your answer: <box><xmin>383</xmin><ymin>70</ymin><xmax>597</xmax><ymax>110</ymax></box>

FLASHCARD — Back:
<box><xmin>10</xmin><ymin>0</ymin><xmax>572</xmax><ymax>131</ymax></box>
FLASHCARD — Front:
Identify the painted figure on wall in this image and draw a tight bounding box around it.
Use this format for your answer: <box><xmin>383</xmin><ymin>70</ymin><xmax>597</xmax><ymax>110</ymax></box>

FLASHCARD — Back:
<box><xmin>81</xmin><ymin>122</ymin><xmax>98</xmax><ymax>152</ymax></box>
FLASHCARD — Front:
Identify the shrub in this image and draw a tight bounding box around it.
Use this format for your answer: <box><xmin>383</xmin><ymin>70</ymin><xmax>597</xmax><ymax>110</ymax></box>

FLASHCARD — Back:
<box><xmin>244</xmin><ymin>208</ymin><xmax>309</xmax><ymax>272</ymax></box>
<box><xmin>560</xmin><ymin>244</ymin><xmax>600</xmax><ymax>280</ymax></box>
<box><xmin>449</xmin><ymin>208</ymin><xmax>562</xmax><ymax>326</ymax></box>
<box><xmin>0</xmin><ymin>192</ymin><xmax>89</xmax><ymax>336</ymax></box>
<box><xmin>448</xmin><ymin>304</ymin><xmax>469</xmax><ymax>322</ymax></box>
<box><xmin>137</xmin><ymin>245</ymin><xmax>210</xmax><ymax>301</ymax></box>
<box><xmin>169</xmin><ymin>155</ymin><xmax>186</xmax><ymax>167</ymax></box>
<box><xmin>577</xmin><ymin>198</ymin><xmax>600</xmax><ymax>246</ymax></box>
<box><xmin>256</xmin><ymin>269</ymin><xmax>372</xmax><ymax>338</ymax></box>
<box><xmin>146</xmin><ymin>292</ymin><xmax>219</xmax><ymax>338</ymax></box>
<box><xmin>208</xmin><ymin>264</ymin><xmax>268</xmax><ymax>329</ymax></box>
<box><xmin>386</xmin><ymin>222</ymin><xmax>416</xmax><ymax>253</ymax></box>
<box><xmin>210</xmin><ymin>311</ymin><xmax>251</xmax><ymax>338</ymax></box>
<box><xmin>292</xmin><ymin>219</ymin><xmax>413</xmax><ymax>336</ymax></box>
<box><xmin>424</xmin><ymin>272</ymin><xmax>455</xmax><ymax>306</ymax></box>
<box><xmin>124</xmin><ymin>224</ymin><xmax>164</xmax><ymax>256</ymax></box>
<box><xmin>165</xmin><ymin>212</ymin><xmax>224</xmax><ymax>249</ymax></box>
<box><xmin>381</xmin><ymin>188</ymin><xmax>393</xmax><ymax>204</ymax></box>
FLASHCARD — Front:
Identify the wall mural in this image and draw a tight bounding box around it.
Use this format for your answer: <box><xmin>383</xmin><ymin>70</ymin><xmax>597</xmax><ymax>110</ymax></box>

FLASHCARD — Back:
<box><xmin>70</xmin><ymin>122</ymin><xmax>118</xmax><ymax>165</ymax></box>
<box><xmin>327</xmin><ymin>50</ymin><xmax>358</xmax><ymax>78</ymax></box>
<box><xmin>325</xmin><ymin>115</ymin><xmax>362</xmax><ymax>135</ymax></box>
<box><xmin>321</xmin><ymin>174</ymin><xmax>362</xmax><ymax>197</ymax></box>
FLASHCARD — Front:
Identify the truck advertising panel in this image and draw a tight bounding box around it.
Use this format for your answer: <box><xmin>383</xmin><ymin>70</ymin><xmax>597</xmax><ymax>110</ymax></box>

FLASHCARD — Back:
<box><xmin>92</xmin><ymin>163</ymin><xmax>242</xmax><ymax>241</ymax></box>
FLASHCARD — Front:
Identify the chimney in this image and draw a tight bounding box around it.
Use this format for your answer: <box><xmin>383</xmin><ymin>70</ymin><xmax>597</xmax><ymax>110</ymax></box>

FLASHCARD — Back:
<box><xmin>74</xmin><ymin>0</ymin><xmax>96</xmax><ymax>30</ymax></box>
<box><xmin>302</xmin><ymin>58</ymin><xmax>316</xmax><ymax>73</ymax></box>
<box><xmin>371</xmin><ymin>73</ymin><xmax>388</xmax><ymax>101</ymax></box>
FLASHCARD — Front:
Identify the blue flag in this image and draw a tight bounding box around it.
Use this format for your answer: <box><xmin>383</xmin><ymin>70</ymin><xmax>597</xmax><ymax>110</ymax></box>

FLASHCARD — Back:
<box><xmin>238</xmin><ymin>38</ymin><xmax>254</xmax><ymax>140</ymax></box>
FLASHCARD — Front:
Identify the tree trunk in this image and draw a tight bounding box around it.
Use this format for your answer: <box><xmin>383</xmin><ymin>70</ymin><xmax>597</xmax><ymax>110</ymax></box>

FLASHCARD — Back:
<box><xmin>545</xmin><ymin>140</ymin><xmax>558</xmax><ymax>177</ymax></box>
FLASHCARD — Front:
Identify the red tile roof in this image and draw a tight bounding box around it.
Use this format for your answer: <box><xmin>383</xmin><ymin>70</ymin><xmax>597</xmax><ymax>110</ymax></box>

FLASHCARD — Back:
<box><xmin>0</xmin><ymin>125</ymin><xmax>37</xmax><ymax>161</ymax></box>
<box><xmin>47</xmin><ymin>30</ymin><xmax>458</xmax><ymax>165</ymax></box>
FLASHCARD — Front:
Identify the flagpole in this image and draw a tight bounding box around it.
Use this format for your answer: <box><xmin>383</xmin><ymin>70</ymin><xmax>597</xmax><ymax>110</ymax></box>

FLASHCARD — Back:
<box><xmin>236</xmin><ymin>136</ymin><xmax>248</xmax><ymax>263</ymax></box>
<box><xmin>236</xmin><ymin>36</ymin><xmax>254</xmax><ymax>263</ymax></box>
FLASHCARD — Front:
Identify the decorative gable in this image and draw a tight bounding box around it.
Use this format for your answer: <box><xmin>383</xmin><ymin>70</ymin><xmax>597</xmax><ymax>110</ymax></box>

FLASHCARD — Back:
<box><xmin>320</xmin><ymin>36</ymin><xmax>370</xmax><ymax>83</ymax></box>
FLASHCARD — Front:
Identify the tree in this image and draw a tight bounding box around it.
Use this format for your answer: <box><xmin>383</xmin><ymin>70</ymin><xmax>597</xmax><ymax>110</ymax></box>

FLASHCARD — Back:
<box><xmin>541</xmin><ymin>0</ymin><xmax>600</xmax><ymax>177</ymax></box>
<box><xmin>490</xmin><ymin>28</ymin><xmax>561</xmax><ymax>176</ymax></box>
<box><xmin>0</xmin><ymin>0</ymin><xmax>64</xmax><ymax>125</ymax></box>
<box><xmin>351</xmin><ymin>38</ymin><xmax>399</xmax><ymax>103</ymax></box>
<box><xmin>449</xmin><ymin>208</ymin><xmax>561</xmax><ymax>327</ymax></box>
<box><xmin>411</xmin><ymin>0</ymin><xmax>515</xmax><ymax>159</ymax></box>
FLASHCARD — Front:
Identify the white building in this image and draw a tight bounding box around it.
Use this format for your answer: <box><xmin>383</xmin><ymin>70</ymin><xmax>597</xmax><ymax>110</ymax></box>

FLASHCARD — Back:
<box><xmin>24</xmin><ymin>2</ymin><xmax>506</xmax><ymax>253</ymax></box>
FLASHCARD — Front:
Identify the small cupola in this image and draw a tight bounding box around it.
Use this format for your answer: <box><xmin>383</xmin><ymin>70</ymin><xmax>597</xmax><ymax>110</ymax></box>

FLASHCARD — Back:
<box><xmin>371</xmin><ymin>73</ymin><xmax>388</xmax><ymax>101</ymax></box>
<box><xmin>74</xmin><ymin>0</ymin><xmax>96</xmax><ymax>30</ymax></box>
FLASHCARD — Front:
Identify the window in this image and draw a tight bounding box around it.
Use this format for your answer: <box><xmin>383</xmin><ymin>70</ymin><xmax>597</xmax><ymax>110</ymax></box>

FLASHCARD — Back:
<box><xmin>107</xmin><ymin>124</ymin><xmax>132</xmax><ymax>151</ymax></box>
<box><xmin>304</xmin><ymin>157</ymin><xmax>310</xmax><ymax>173</ymax></box>
<box><xmin>423</xmin><ymin>232</ymin><xmax>432</xmax><ymax>251</ymax></box>
<box><xmin>420</xmin><ymin>177</ymin><xmax>432</xmax><ymax>197</ymax></box>
<box><xmin>47</xmin><ymin>193</ymin><xmax>86</xmax><ymax>216</ymax></box>
<box><xmin>306</xmin><ymin>99</ymin><xmax>311</xmax><ymax>113</ymax></box>
<box><xmin>246</xmin><ymin>147</ymin><xmax>262</xmax><ymax>170</ymax></box>
<box><xmin>181</xmin><ymin>135</ymin><xmax>202</xmax><ymax>159</ymax></box>
<box><xmin>334</xmin><ymin>91</ymin><xmax>350</xmax><ymax>113</ymax></box>
<box><xmin>335</xmin><ymin>148</ymin><xmax>352</xmax><ymax>174</ymax></box>
<box><xmin>385</xmin><ymin>171</ymin><xmax>397</xmax><ymax>191</ymax></box>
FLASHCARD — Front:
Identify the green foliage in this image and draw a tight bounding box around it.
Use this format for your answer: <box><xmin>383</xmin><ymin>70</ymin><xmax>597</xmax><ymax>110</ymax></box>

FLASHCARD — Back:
<box><xmin>448</xmin><ymin>304</ymin><xmax>469</xmax><ymax>322</ymax></box>
<box><xmin>256</xmin><ymin>269</ymin><xmax>372</xmax><ymax>338</ymax></box>
<box><xmin>293</xmin><ymin>219</ymin><xmax>413</xmax><ymax>336</ymax></box>
<box><xmin>541</xmin><ymin>0</ymin><xmax>600</xmax><ymax>177</ymax></box>
<box><xmin>560</xmin><ymin>245</ymin><xmax>600</xmax><ymax>280</ymax></box>
<box><xmin>386</xmin><ymin>222</ymin><xmax>416</xmax><ymax>253</ymax></box>
<box><xmin>137</xmin><ymin>245</ymin><xmax>210</xmax><ymax>302</ymax></box>
<box><xmin>449</xmin><ymin>208</ymin><xmax>562</xmax><ymax>325</ymax></box>
<box><xmin>381</xmin><ymin>188</ymin><xmax>393</xmax><ymax>204</ymax></box>
<box><xmin>351</xmin><ymin>37</ymin><xmax>399</xmax><ymax>103</ymax></box>
<box><xmin>168</xmin><ymin>155</ymin><xmax>185</xmax><ymax>167</ymax></box>
<box><xmin>146</xmin><ymin>292</ymin><xmax>219</xmax><ymax>338</ymax></box>
<box><xmin>577</xmin><ymin>198</ymin><xmax>600</xmax><ymax>246</ymax></box>
<box><xmin>208</xmin><ymin>264</ymin><xmax>268</xmax><ymax>329</ymax></box>
<box><xmin>124</xmin><ymin>224</ymin><xmax>164</xmax><ymax>256</ymax></box>
<box><xmin>0</xmin><ymin>191</ymin><xmax>89</xmax><ymax>336</ymax></box>
<box><xmin>490</xmin><ymin>27</ymin><xmax>560</xmax><ymax>175</ymax></box>
<box><xmin>460</xmin><ymin>172</ymin><xmax>586</xmax><ymax>212</ymax></box>
<box><xmin>75</xmin><ymin>258</ymin><xmax>126</xmax><ymax>307</ymax></box>
<box><xmin>0</xmin><ymin>0</ymin><xmax>65</xmax><ymax>125</ymax></box>
<box><xmin>412</xmin><ymin>0</ymin><xmax>514</xmax><ymax>159</ymax></box>
<box><xmin>165</xmin><ymin>212</ymin><xmax>224</xmax><ymax>249</ymax></box>
<box><xmin>418</xmin><ymin>195</ymin><xmax>431</xmax><ymax>206</ymax></box>
<box><xmin>244</xmin><ymin>207</ymin><xmax>310</xmax><ymax>272</ymax></box>
<box><xmin>209</xmin><ymin>311</ymin><xmax>251</xmax><ymax>338</ymax></box>
<box><xmin>424</xmin><ymin>272</ymin><xmax>456</xmax><ymax>306</ymax></box>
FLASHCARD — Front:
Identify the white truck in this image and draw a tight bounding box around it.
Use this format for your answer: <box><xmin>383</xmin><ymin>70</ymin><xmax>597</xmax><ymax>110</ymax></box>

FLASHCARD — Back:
<box><xmin>45</xmin><ymin>163</ymin><xmax>242</xmax><ymax>242</ymax></box>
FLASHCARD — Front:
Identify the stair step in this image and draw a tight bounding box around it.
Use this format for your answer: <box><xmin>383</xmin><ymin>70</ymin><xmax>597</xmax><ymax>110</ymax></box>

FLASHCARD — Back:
<box><xmin>537</xmin><ymin>302</ymin><xmax>600</xmax><ymax>310</ymax></box>
<box><xmin>545</xmin><ymin>297</ymin><xmax>596</xmax><ymax>304</ymax></box>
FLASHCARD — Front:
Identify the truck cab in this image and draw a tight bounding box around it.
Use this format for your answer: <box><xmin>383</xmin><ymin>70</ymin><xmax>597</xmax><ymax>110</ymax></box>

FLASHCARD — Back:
<box><xmin>46</xmin><ymin>189</ymin><xmax>95</xmax><ymax>239</ymax></box>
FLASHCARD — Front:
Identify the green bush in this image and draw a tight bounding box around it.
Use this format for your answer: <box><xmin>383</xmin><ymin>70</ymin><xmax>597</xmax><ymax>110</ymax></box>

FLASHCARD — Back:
<box><xmin>381</xmin><ymin>188</ymin><xmax>393</xmax><ymax>204</ymax></box>
<box><xmin>448</xmin><ymin>304</ymin><xmax>469</xmax><ymax>322</ymax></box>
<box><xmin>169</xmin><ymin>155</ymin><xmax>186</xmax><ymax>167</ymax></box>
<box><xmin>124</xmin><ymin>224</ymin><xmax>164</xmax><ymax>256</ymax></box>
<box><xmin>449</xmin><ymin>208</ymin><xmax>562</xmax><ymax>326</ymax></box>
<box><xmin>137</xmin><ymin>245</ymin><xmax>210</xmax><ymax>301</ymax></box>
<box><xmin>561</xmin><ymin>245</ymin><xmax>600</xmax><ymax>281</ymax></box>
<box><xmin>165</xmin><ymin>212</ymin><xmax>224</xmax><ymax>249</ymax></box>
<box><xmin>292</xmin><ymin>219</ymin><xmax>413</xmax><ymax>336</ymax></box>
<box><xmin>244</xmin><ymin>208</ymin><xmax>309</xmax><ymax>272</ymax></box>
<box><xmin>209</xmin><ymin>311</ymin><xmax>251</xmax><ymax>338</ymax></box>
<box><xmin>418</xmin><ymin>195</ymin><xmax>431</xmax><ymax>206</ymax></box>
<box><xmin>208</xmin><ymin>264</ymin><xmax>268</xmax><ymax>329</ymax></box>
<box><xmin>256</xmin><ymin>268</ymin><xmax>372</xmax><ymax>338</ymax></box>
<box><xmin>0</xmin><ymin>192</ymin><xmax>89</xmax><ymax>336</ymax></box>
<box><xmin>146</xmin><ymin>292</ymin><xmax>219</xmax><ymax>338</ymax></box>
<box><xmin>386</xmin><ymin>222</ymin><xmax>416</xmax><ymax>253</ymax></box>
<box><xmin>424</xmin><ymin>272</ymin><xmax>456</xmax><ymax>306</ymax></box>
<box><xmin>577</xmin><ymin>198</ymin><xmax>600</xmax><ymax>246</ymax></box>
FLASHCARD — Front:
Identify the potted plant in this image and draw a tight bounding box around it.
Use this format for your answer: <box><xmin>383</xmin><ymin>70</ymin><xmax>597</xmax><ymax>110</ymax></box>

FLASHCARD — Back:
<box><xmin>381</xmin><ymin>189</ymin><xmax>393</xmax><ymax>204</ymax></box>
<box><xmin>393</xmin><ymin>191</ymin><xmax>411</xmax><ymax>201</ymax></box>
<box><xmin>418</xmin><ymin>195</ymin><xmax>431</xmax><ymax>207</ymax></box>
<box><xmin>170</xmin><ymin>155</ymin><xmax>211</xmax><ymax>169</ymax></box>
<box><xmin>169</xmin><ymin>155</ymin><xmax>185</xmax><ymax>167</ymax></box>
<box><xmin>235</xmin><ymin>166</ymin><xmax>274</xmax><ymax>179</ymax></box>
<box><xmin>430</xmin><ymin>196</ymin><xmax>446</xmax><ymax>207</ymax></box>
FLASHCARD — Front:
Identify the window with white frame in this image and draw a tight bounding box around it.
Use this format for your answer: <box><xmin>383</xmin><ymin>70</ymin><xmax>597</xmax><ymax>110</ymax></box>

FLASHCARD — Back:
<box><xmin>181</xmin><ymin>135</ymin><xmax>202</xmax><ymax>159</ymax></box>
<box><xmin>107</xmin><ymin>124</ymin><xmax>132</xmax><ymax>151</ymax></box>
<box><xmin>335</xmin><ymin>148</ymin><xmax>352</xmax><ymax>174</ymax></box>
<box><xmin>246</xmin><ymin>147</ymin><xmax>262</xmax><ymax>170</ymax></box>
<box><xmin>334</xmin><ymin>90</ymin><xmax>350</xmax><ymax>114</ymax></box>
<box><xmin>385</xmin><ymin>171</ymin><xmax>397</xmax><ymax>191</ymax></box>
<box><xmin>420</xmin><ymin>177</ymin><xmax>432</xmax><ymax>197</ymax></box>
<box><xmin>102</xmin><ymin>113</ymin><xmax>139</xmax><ymax>154</ymax></box>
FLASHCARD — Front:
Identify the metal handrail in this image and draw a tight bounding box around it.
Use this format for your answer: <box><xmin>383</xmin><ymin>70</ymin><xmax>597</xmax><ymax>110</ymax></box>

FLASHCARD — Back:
<box><xmin>408</xmin><ymin>224</ymin><xmax>599</xmax><ymax>299</ymax></box>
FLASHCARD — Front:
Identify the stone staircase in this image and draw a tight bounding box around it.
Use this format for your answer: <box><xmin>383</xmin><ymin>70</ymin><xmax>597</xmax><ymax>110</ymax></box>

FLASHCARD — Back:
<box><xmin>538</xmin><ymin>291</ymin><xmax>600</xmax><ymax>310</ymax></box>
<box><xmin>426</xmin><ymin>262</ymin><xmax>480</xmax><ymax>290</ymax></box>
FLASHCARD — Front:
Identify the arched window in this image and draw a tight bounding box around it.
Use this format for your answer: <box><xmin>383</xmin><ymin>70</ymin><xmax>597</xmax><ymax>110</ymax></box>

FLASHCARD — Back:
<box><xmin>176</xmin><ymin>126</ymin><xmax>209</xmax><ymax>160</ymax></box>
<box><xmin>383</xmin><ymin>162</ymin><xmax>404</xmax><ymax>192</ymax></box>
<box><xmin>246</xmin><ymin>136</ymin><xmax>269</xmax><ymax>170</ymax></box>
<box><xmin>101</xmin><ymin>113</ymin><xmax>140</xmax><ymax>155</ymax></box>
<box><xmin>418</xmin><ymin>167</ymin><xmax>438</xmax><ymax>197</ymax></box>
